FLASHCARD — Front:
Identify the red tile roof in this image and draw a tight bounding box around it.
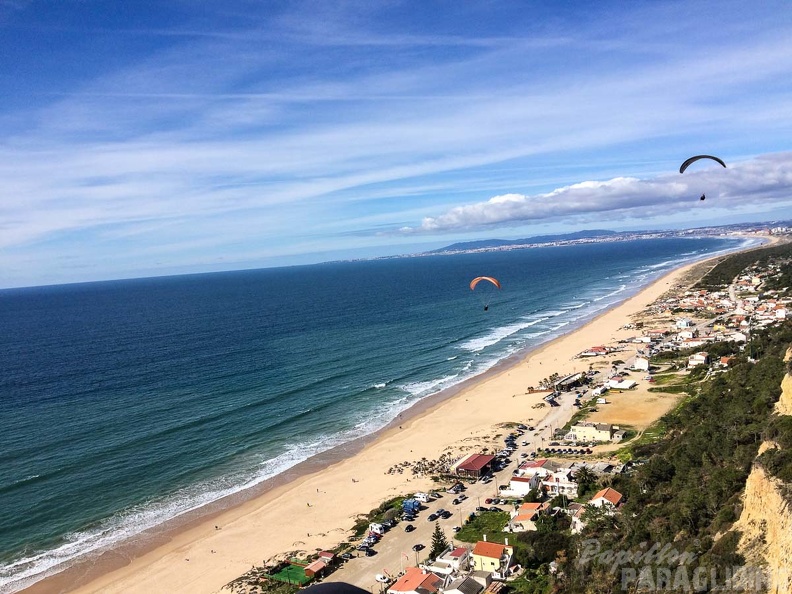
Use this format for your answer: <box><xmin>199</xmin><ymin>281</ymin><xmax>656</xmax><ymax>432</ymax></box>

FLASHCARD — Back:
<box><xmin>390</xmin><ymin>567</ymin><xmax>443</xmax><ymax>593</ymax></box>
<box><xmin>450</xmin><ymin>547</ymin><xmax>467</xmax><ymax>558</ymax></box>
<box><xmin>458</xmin><ymin>454</ymin><xmax>495</xmax><ymax>472</ymax></box>
<box><xmin>592</xmin><ymin>487</ymin><xmax>623</xmax><ymax>506</ymax></box>
<box><xmin>472</xmin><ymin>541</ymin><xmax>507</xmax><ymax>559</ymax></box>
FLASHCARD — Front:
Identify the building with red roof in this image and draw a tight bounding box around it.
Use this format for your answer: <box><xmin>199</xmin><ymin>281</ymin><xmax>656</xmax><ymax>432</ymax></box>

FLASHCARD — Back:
<box><xmin>590</xmin><ymin>487</ymin><xmax>623</xmax><ymax>509</ymax></box>
<box><xmin>452</xmin><ymin>454</ymin><xmax>496</xmax><ymax>478</ymax></box>
<box><xmin>387</xmin><ymin>566</ymin><xmax>443</xmax><ymax>594</ymax></box>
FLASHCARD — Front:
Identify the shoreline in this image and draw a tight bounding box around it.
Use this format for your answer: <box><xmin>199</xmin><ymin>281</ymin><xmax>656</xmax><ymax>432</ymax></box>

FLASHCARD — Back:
<box><xmin>16</xmin><ymin>245</ymin><xmax>755</xmax><ymax>594</ymax></box>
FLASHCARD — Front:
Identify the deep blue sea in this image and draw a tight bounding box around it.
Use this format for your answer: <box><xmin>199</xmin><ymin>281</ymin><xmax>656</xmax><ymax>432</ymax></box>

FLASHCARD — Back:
<box><xmin>0</xmin><ymin>237</ymin><xmax>750</xmax><ymax>591</ymax></box>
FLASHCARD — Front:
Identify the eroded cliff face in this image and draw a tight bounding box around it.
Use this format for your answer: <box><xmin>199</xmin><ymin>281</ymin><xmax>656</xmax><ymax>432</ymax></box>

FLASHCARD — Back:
<box><xmin>734</xmin><ymin>369</ymin><xmax>792</xmax><ymax>593</ymax></box>
<box><xmin>776</xmin><ymin>373</ymin><xmax>792</xmax><ymax>416</ymax></box>
<box><xmin>734</xmin><ymin>464</ymin><xmax>792</xmax><ymax>593</ymax></box>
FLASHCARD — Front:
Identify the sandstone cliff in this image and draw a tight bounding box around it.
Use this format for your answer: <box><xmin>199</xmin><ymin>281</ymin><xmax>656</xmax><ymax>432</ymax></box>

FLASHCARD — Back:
<box><xmin>734</xmin><ymin>363</ymin><xmax>792</xmax><ymax>593</ymax></box>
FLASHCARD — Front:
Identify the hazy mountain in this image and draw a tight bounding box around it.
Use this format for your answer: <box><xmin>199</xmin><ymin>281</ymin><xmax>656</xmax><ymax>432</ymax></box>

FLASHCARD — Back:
<box><xmin>433</xmin><ymin>229</ymin><xmax>618</xmax><ymax>252</ymax></box>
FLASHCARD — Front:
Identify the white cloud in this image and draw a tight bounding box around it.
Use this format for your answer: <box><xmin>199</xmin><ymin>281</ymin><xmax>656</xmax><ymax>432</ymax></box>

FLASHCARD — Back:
<box><xmin>404</xmin><ymin>153</ymin><xmax>792</xmax><ymax>233</ymax></box>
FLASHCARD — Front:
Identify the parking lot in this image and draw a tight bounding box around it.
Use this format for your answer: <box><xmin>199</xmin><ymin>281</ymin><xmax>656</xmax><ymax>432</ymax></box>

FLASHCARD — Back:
<box><xmin>323</xmin><ymin>418</ymin><xmax>578</xmax><ymax>591</ymax></box>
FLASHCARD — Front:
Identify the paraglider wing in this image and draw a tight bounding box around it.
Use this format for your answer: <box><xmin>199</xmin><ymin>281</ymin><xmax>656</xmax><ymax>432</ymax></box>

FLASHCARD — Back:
<box><xmin>469</xmin><ymin>276</ymin><xmax>501</xmax><ymax>291</ymax></box>
<box><xmin>679</xmin><ymin>155</ymin><xmax>727</xmax><ymax>174</ymax></box>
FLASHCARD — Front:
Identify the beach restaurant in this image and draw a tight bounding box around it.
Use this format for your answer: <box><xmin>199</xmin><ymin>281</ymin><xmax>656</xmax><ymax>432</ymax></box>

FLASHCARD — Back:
<box><xmin>451</xmin><ymin>454</ymin><xmax>496</xmax><ymax>479</ymax></box>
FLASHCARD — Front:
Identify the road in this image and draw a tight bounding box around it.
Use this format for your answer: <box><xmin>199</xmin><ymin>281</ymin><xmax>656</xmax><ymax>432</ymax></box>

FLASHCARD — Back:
<box><xmin>324</xmin><ymin>391</ymin><xmax>582</xmax><ymax>592</ymax></box>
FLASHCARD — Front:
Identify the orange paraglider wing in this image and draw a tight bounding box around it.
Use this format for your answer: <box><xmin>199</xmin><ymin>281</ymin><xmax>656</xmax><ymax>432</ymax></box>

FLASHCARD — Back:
<box><xmin>470</xmin><ymin>276</ymin><xmax>501</xmax><ymax>291</ymax></box>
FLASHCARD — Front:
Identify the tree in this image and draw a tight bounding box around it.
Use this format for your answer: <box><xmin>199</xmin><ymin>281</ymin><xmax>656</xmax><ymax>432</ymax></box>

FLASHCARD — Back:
<box><xmin>574</xmin><ymin>467</ymin><xmax>598</xmax><ymax>497</ymax></box>
<box><xmin>429</xmin><ymin>522</ymin><xmax>449</xmax><ymax>559</ymax></box>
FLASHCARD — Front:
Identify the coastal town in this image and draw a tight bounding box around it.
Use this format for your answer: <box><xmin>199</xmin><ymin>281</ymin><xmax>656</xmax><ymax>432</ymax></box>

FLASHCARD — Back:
<box><xmin>219</xmin><ymin>247</ymin><xmax>792</xmax><ymax>594</ymax></box>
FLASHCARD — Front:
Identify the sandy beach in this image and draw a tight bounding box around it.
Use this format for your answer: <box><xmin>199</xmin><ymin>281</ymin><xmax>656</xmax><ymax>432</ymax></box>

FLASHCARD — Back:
<box><xmin>22</xmin><ymin>256</ymin><xmax>720</xmax><ymax>594</ymax></box>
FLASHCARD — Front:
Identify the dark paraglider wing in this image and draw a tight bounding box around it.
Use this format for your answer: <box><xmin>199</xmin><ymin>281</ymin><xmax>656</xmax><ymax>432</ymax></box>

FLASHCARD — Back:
<box><xmin>679</xmin><ymin>155</ymin><xmax>727</xmax><ymax>174</ymax></box>
<box><xmin>469</xmin><ymin>276</ymin><xmax>501</xmax><ymax>291</ymax></box>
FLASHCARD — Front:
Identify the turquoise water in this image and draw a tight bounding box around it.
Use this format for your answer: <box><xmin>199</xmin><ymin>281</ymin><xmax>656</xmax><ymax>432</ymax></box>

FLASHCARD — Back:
<box><xmin>0</xmin><ymin>237</ymin><xmax>747</xmax><ymax>591</ymax></box>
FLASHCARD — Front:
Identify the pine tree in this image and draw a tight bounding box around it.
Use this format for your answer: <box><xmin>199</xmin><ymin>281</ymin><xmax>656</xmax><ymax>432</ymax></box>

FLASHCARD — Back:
<box><xmin>429</xmin><ymin>522</ymin><xmax>449</xmax><ymax>559</ymax></box>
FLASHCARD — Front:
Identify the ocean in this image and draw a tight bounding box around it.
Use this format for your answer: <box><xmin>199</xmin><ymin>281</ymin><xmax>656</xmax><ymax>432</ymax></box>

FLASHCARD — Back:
<box><xmin>0</xmin><ymin>237</ymin><xmax>749</xmax><ymax>591</ymax></box>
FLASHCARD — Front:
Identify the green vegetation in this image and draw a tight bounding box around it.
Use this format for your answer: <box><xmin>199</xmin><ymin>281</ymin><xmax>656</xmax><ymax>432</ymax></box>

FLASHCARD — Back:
<box><xmin>507</xmin><ymin>321</ymin><xmax>792</xmax><ymax>594</ymax></box>
<box><xmin>352</xmin><ymin>496</ymin><xmax>404</xmax><ymax>535</ymax></box>
<box><xmin>455</xmin><ymin>511</ymin><xmax>510</xmax><ymax>543</ymax></box>
<box><xmin>429</xmin><ymin>522</ymin><xmax>450</xmax><ymax>559</ymax></box>
<box><xmin>757</xmin><ymin>412</ymin><xmax>792</xmax><ymax>490</ymax></box>
<box><xmin>696</xmin><ymin>242</ymin><xmax>792</xmax><ymax>288</ymax></box>
<box><xmin>266</xmin><ymin>564</ymin><xmax>311</xmax><ymax>586</ymax></box>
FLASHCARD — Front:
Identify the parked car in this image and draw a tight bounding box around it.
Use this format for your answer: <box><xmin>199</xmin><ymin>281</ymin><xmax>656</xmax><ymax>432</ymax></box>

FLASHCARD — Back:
<box><xmin>476</xmin><ymin>506</ymin><xmax>488</xmax><ymax>512</ymax></box>
<box><xmin>375</xmin><ymin>575</ymin><xmax>389</xmax><ymax>584</ymax></box>
<box><xmin>484</xmin><ymin>498</ymin><xmax>493</xmax><ymax>504</ymax></box>
<box><xmin>452</xmin><ymin>498</ymin><xmax>461</xmax><ymax>505</ymax></box>
<box><xmin>404</xmin><ymin>524</ymin><xmax>415</xmax><ymax>532</ymax></box>
<box><xmin>365</xmin><ymin>548</ymin><xmax>376</xmax><ymax>557</ymax></box>
<box><xmin>457</xmin><ymin>494</ymin><xmax>467</xmax><ymax>501</ymax></box>
<box><xmin>488</xmin><ymin>506</ymin><xmax>501</xmax><ymax>512</ymax></box>
<box><xmin>453</xmin><ymin>526</ymin><xmax>461</xmax><ymax>533</ymax></box>
<box><xmin>427</xmin><ymin>513</ymin><xmax>438</xmax><ymax>522</ymax></box>
<box><xmin>340</xmin><ymin>552</ymin><xmax>353</xmax><ymax>560</ymax></box>
<box><xmin>441</xmin><ymin>511</ymin><xmax>452</xmax><ymax>519</ymax></box>
<box><xmin>357</xmin><ymin>544</ymin><xmax>370</xmax><ymax>551</ymax></box>
<box><xmin>412</xmin><ymin>544</ymin><xmax>425</xmax><ymax>552</ymax></box>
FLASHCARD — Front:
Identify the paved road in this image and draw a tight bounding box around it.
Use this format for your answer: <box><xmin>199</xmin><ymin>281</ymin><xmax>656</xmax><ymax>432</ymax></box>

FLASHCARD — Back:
<box><xmin>324</xmin><ymin>392</ymin><xmax>582</xmax><ymax>591</ymax></box>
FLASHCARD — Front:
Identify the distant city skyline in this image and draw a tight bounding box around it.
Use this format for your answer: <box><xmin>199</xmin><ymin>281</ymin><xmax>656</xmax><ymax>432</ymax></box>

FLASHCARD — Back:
<box><xmin>2</xmin><ymin>1</ymin><xmax>792</xmax><ymax>288</ymax></box>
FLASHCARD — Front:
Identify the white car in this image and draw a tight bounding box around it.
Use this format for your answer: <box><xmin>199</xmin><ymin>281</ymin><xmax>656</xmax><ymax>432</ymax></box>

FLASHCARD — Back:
<box><xmin>375</xmin><ymin>575</ymin><xmax>390</xmax><ymax>583</ymax></box>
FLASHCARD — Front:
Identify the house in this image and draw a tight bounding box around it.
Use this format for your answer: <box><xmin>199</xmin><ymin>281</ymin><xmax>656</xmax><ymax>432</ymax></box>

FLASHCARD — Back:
<box><xmin>516</xmin><ymin>458</ymin><xmax>563</xmax><ymax>477</ymax></box>
<box><xmin>541</xmin><ymin>468</ymin><xmax>578</xmax><ymax>497</ymax></box>
<box><xmin>505</xmin><ymin>475</ymin><xmax>536</xmax><ymax>497</ymax></box>
<box><xmin>443</xmin><ymin>575</ymin><xmax>484</xmax><ymax>594</ymax></box>
<box><xmin>567</xmin><ymin>502</ymin><xmax>587</xmax><ymax>534</ymax></box>
<box><xmin>570</xmin><ymin>422</ymin><xmax>613</xmax><ymax>442</ymax></box>
<box><xmin>589</xmin><ymin>487</ymin><xmax>623</xmax><ymax>511</ymax></box>
<box><xmin>631</xmin><ymin>356</ymin><xmax>650</xmax><ymax>372</ymax></box>
<box><xmin>719</xmin><ymin>356</ymin><xmax>735</xmax><ymax>368</ymax></box>
<box><xmin>468</xmin><ymin>571</ymin><xmax>494</xmax><ymax>590</ymax></box>
<box><xmin>471</xmin><ymin>539</ymin><xmax>514</xmax><ymax>580</ymax></box>
<box><xmin>687</xmin><ymin>352</ymin><xmax>709</xmax><ymax>369</ymax></box>
<box><xmin>725</xmin><ymin>331</ymin><xmax>747</xmax><ymax>343</ymax></box>
<box><xmin>440</xmin><ymin>547</ymin><xmax>470</xmax><ymax>572</ymax></box>
<box><xmin>303</xmin><ymin>559</ymin><xmax>328</xmax><ymax>578</ymax></box>
<box><xmin>424</xmin><ymin>546</ymin><xmax>470</xmax><ymax>576</ymax></box>
<box><xmin>606</xmin><ymin>379</ymin><xmax>637</xmax><ymax>390</ymax></box>
<box><xmin>676</xmin><ymin>318</ymin><xmax>695</xmax><ymax>329</ymax></box>
<box><xmin>452</xmin><ymin>454</ymin><xmax>496</xmax><ymax>479</ymax></box>
<box><xmin>387</xmin><ymin>566</ymin><xmax>443</xmax><ymax>594</ymax></box>
<box><xmin>508</xmin><ymin>502</ymin><xmax>550</xmax><ymax>532</ymax></box>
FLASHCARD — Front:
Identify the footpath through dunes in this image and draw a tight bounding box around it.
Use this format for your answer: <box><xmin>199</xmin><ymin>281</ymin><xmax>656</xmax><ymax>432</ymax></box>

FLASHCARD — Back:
<box><xmin>34</xmin><ymin>256</ymin><xmax>712</xmax><ymax>594</ymax></box>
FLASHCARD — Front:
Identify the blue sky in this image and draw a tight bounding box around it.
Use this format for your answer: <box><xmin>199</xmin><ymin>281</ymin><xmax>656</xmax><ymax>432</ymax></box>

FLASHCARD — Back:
<box><xmin>2</xmin><ymin>1</ymin><xmax>792</xmax><ymax>288</ymax></box>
